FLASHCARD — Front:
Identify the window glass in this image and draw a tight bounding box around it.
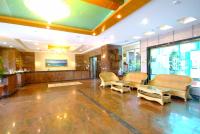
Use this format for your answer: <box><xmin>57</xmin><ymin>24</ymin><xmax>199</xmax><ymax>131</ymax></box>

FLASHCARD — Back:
<box><xmin>149</xmin><ymin>39</ymin><xmax>200</xmax><ymax>81</ymax></box>
<box><xmin>122</xmin><ymin>42</ymin><xmax>141</xmax><ymax>73</ymax></box>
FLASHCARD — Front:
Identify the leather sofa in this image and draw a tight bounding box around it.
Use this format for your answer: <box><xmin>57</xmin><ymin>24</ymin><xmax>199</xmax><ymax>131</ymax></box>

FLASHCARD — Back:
<box><xmin>148</xmin><ymin>74</ymin><xmax>192</xmax><ymax>101</ymax></box>
<box><xmin>99</xmin><ymin>72</ymin><xmax>119</xmax><ymax>88</ymax></box>
<box><xmin>123</xmin><ymin>72</ymin><xmax>147</xmax><ymax>89</ymax></box>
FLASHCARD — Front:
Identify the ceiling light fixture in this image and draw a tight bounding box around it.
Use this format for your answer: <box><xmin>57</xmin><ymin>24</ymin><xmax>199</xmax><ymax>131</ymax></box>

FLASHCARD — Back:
<box><xmin>101</xmin><ymin>26</ymin><xmax>105</xmax><ymax>32</ymax></box>
<box><xmin>159</xmin><ymin>25</ymin><xmax>173</xmax><ymax>30</ymax></box>
<box><xmin>144</xmin><ymin>31</ymin><xmax>155</xmax><ymax>36</ymax></box>
<box><xmin>24</xmin><ymin>0</ymin><xmax>71</xmax><ymax>23</ymax></box>
<box><xmin>117</xmin><ymin>14</ymin><xmax>122</xmax><ymax>19</ymax></box>
<box><xmin>173</xmin><ymin>0</ymin><xmax>181</xmax><ymax>5</ymax></box>
<box><xmin>178</xmin><ymin>17</ymin><xmax>197</xmax><ymax>24</ymax></box>
<box><xmin>133</xmin><ymin>36</ymin><xmax>142</xmax><ymax>39</ymax></box>
<box><xmin>141</xmin><ymin>18</ymin><xmax>149</xmax><ymax>25</ymax></box>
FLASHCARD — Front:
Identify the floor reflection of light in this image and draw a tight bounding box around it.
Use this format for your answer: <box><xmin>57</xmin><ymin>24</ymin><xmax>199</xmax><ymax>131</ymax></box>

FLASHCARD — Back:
<box><xmin>72</xmin><ymin>90</ymin><xmax>76</xmax><ymax>95</ymax></box>
<box><xmin>36</xmin><ymin>95</ymin><xmax>41</xmax><ymax>100</ymax></box>
<box><xmin>7</xmin><ymin>131</ymin><xmax>10</xmax><ymax>134</ymax></box>
<box><xmin>37</xmin><ymin>128</ymin><xmax>40</xmax><ymax>133</ymax></box>
<box><xmin>63</xmin><ymin>113</ymin><xmax>67</xmax><ymax>119</ymax></box>
<box><xmin>12</xmin><ymin>122</ymin><xmax>15</xmax><ymax>127</ymax></box>
<box><xmin>168</xmin><ymin>112</ymin><xmax>200</xmax><ymax>134</ymax></box>
<box><xmin>57</xmin><ymin>113</ymin><xmax>68</xmax><ymax>120</ymax></box>
<box><xmin>39</xmin><ymin>117</ymin><xmax>42</xmax><ymax>121</ymax></box>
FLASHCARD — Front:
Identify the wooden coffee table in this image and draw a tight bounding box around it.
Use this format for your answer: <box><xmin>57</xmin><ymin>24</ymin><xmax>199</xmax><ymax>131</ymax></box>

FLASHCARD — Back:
<box><xmin>137</xmin><ymin>85</ymin><xmax>171</xmax><ymax>105</ymax></box>
<box><xmin>111</xmin><ymin>81</ymin><xmax>131</xmax><ymax>93</ymax></box>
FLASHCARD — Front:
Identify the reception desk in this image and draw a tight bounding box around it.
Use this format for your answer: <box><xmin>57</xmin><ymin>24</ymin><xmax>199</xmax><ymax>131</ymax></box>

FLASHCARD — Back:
<box><xmin>2</xmin><ymin>74</ymin><xmax>17</xmax><ymax>96</ymax></box>
<box><xmin>1</xmin><ymin>70</ymin><xmax>90</xmax><ymax>97</ymax></box>
<box><xmin>23</xmin><ymin>70</ymin><xmax>90</xmax><ymax>84</ymax></box>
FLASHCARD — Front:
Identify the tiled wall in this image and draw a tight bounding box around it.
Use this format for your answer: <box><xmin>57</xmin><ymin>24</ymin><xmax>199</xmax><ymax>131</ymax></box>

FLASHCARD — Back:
<box><xmin>141</xmin><ymin>23</ymin><xmax>200</xmax><ymax>73</ymax></box>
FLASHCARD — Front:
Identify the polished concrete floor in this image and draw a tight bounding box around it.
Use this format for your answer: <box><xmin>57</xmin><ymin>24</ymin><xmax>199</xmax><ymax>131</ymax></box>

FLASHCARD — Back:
<box><xmin>0</xmin><ymin>79</ymin><xmax>200</xmax><ymax>134</ymax></box>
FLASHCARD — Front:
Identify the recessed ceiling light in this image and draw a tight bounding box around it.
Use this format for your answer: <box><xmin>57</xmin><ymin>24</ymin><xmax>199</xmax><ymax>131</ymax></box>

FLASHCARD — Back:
<box><xmin>9</xmin><ymin>45</ymin><xmax>13</xmax><ymax>48</ymax></box>
<box><xmin>101</xmin><ymin>26</ymin><xmax>105</xmax><ymax>32</ymax></box>
<box><xmin>173</xmin><ymin>0</ymin><xmax>181</xmax><ymax>5</ymax></box>
<box><xmin>159</xmin><ymin>25</ymin><xmax>173</xmax><ymax>30</ymax></box>
<box><xmin>144</xmin><ymin>31</ymin><xmax>155</xmax><ymax>36</ymax></box>
<box><xmin>133</xmin><ymin>36</ymin><xmax>142</xmax><ymax>39</ymax></box>
<box><xmin>141</xmin><ymin>18</ymin><xmax>149</xmax><ymax>25</ymax></box>
<box><xmin>178</xmin><ymin>17</ymin><xmax>197</xmax><ymax>24</ymax></box>
<box><xmin>116</xmin><ymin>14</ymin><xmax>122</xmax><ymax>19</ymax></box>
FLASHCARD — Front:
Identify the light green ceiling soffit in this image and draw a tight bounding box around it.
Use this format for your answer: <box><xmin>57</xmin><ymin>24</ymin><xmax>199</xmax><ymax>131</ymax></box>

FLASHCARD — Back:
<box><xmin>0</xmin><ymin>0</ymin><xmax>117</xmax><ymax>30</ymax></box>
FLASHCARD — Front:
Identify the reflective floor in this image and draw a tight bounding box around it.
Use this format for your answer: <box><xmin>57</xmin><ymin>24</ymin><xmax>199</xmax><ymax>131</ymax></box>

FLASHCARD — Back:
<box><xmin>0</xmin><ymin>79</ymin><xmax>200</xmax><ymax>134</ymax></box>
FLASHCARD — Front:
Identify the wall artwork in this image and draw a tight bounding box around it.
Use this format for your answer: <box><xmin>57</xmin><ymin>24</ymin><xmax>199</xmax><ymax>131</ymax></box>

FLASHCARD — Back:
<box><xmin>45</xmin><ymin>59</ymin><xmax>67</xmax><ymax>67</ymax></box>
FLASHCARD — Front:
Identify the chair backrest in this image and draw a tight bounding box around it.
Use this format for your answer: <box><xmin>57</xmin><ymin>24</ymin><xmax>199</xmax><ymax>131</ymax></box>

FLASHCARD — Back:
<box><xmin>99</xmin><ymin>72</ymin><xmax>119</xmax><ymax>82</ymax></box>
<box><xmin>149</xmin><ymin>74</ymin><xmax>192</xmax><ymax>90</ymax></box>
<box><xmin>123</xmin><ymin>72</ymin><xmax>147</xmax><ymax>83</ymax></box>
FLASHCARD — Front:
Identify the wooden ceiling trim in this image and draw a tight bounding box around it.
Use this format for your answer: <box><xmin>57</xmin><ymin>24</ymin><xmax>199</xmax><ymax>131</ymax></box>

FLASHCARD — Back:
<box><xmin>93</xmin><ymin>0</ymin><xmax>151</xmax><ymax>35</ymax></box>
<box><xmin>82</xmin><ymin>0</ymin><xmax>124</xmax><ymax>10</ymax></box>
<box><xmin>0</xmin><ymin>16</ymin><xmax>92</xmax><ymax>35</ymax></box>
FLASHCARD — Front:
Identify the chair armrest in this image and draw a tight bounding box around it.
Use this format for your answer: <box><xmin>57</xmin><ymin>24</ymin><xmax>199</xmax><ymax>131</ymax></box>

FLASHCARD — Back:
<box><xmin>141</xmin><ymin>79</ymin><xmax>148</xmax><ymax>85</ymax></box>
<box><xmin>186</xmin><ymin>85</ymin><xmax>192</xmax><ymax>90</ymax></box>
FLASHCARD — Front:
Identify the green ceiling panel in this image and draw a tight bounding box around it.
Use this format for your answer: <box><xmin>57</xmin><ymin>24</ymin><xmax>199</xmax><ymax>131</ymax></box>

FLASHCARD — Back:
<box><xmin>0</xmin><ymin>0</ymin><xmax>118</xmax><ymax>30</ymax></box>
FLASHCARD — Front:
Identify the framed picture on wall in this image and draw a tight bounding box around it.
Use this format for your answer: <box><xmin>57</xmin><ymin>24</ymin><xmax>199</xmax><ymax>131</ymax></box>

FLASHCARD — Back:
<box><xmin>45</xmin><ymin>59</ymin><xmax>67</xmax><ymax>67</ymax></box>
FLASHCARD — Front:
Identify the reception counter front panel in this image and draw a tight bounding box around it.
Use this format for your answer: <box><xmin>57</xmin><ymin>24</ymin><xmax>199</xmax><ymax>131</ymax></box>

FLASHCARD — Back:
<box><xmin>1</xmin><ymin>70</ymin><xmax>90</xmax><ymax>97</ymax></box>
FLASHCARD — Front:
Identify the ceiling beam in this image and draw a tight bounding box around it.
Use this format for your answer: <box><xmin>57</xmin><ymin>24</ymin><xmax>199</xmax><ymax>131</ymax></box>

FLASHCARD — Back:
<box><xmin>82</xmin><ymin>0</ymin><xmax>124</xmax><ymax>10</ymax></box>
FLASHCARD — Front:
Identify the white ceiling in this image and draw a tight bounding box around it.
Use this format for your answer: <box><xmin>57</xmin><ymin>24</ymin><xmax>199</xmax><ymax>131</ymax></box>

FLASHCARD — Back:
<box><xmin>0</xmin><ymin>0</ymin><xmax>200</xmax><ymax>53</ymax></box>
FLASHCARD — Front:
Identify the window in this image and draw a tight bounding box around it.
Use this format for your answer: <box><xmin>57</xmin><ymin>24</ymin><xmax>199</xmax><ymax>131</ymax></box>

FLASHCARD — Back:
<box><xmin>122</xmin><ymin>42</ymin><xmax>141</xmax><ymax>73</ymax></box>
<box><xmin>148</xmin><ymin>38</ymin><xmax>200</xmax><ymax>82</ymax></box>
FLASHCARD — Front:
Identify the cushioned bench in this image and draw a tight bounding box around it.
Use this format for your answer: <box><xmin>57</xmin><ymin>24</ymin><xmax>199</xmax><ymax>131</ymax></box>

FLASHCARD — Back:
<box><xmin>123</xmin><ymin>72</ymin><xmax>147</xmax><ymax>89</ymax></box>
<box><xmin>99</xmin><ymin>72</ymin><xmax>119</xmax><ymax>88</ymax></box>
<box><xmin>148</xmin><ymin>74</ymin><xmax>192</xmax><ymax>101</ymax></box>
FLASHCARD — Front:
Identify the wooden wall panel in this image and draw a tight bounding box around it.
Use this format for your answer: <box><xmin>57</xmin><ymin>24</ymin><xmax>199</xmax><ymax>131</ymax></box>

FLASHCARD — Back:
<box><xmin>75</xmin><ymin>54</ymin><xmax>85</xmax><ymax>70</ymax></box>
<box><xmin>101</xmin><ymin>45</ymin><xmax>121</xmax><ymax>74</ymax></box>
<box><xmin>0</xmin><ymin>48</ymin><xmax>17</xmax><ymax>71</ymax></box>
<box><xmin>21</xmin><ymin>52</ymin><xmax>35</xmax><ymax>71</ymax></box>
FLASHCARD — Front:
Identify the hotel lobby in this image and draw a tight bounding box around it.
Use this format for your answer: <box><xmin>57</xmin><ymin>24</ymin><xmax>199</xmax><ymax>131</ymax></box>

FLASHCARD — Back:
<box><xmin>0</xmin><ymin>0</ymin><xmax>200</xmax><ymax>134</ymax></box>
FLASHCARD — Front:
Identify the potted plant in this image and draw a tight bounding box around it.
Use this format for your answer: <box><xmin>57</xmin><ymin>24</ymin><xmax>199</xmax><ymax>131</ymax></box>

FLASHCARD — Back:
<box><xmin>0</xmin><ymin>57</ymin><xmax>5</xmax><ymax>83</ymax></box>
